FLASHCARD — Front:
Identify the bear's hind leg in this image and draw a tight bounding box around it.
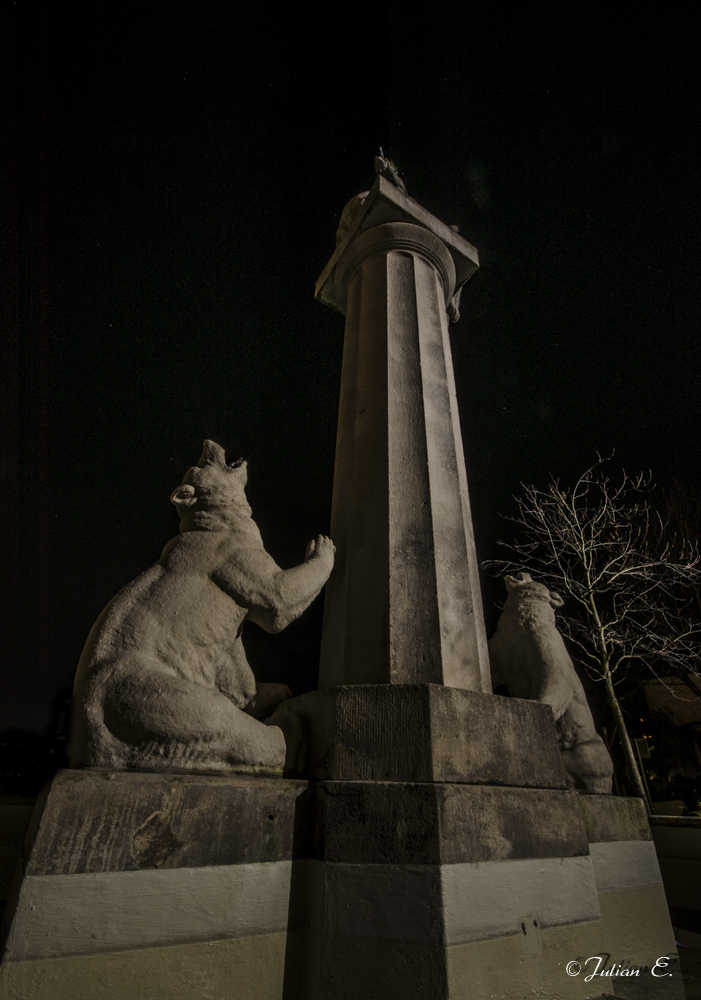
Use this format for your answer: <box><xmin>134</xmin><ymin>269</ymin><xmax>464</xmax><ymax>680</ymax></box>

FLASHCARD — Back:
<box><xmin>560</xmin><ymin>738</ymin><xmax>614</xmax><ymax>794</ymax></box>
<box><xmin>97</xmin><ymin>663</ymin><xmax>286</xmax><ymax>772</ymax></box>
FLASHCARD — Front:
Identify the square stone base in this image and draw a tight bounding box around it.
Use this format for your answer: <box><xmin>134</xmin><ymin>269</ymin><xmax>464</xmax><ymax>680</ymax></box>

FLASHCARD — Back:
<box><xmin>288</xmin><ymin>684</ymin><xmax>567</xmax><ymax>787</ymax></box>
<box><xmin>0</xmin><ymin>770</ymin><xmax>310</xmax><ymax>1000</ymax></box>
<box><xmin>0</xmin><ymin>772</ymin><xmax>685</xmax><ymax>999</ymax></box>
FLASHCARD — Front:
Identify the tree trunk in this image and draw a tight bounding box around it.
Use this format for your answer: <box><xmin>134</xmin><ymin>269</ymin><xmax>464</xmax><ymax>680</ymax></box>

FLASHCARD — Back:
<box><xmin>604</xmin><ymin>676</ymin><xmax>651</xmax><ymax>814</ymax></box>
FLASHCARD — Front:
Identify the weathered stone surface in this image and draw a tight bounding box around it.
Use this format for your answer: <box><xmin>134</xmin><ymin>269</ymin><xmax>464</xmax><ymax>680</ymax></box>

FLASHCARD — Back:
<box><xmin>0</xmin><ymin>927</ymin><xmax>295</xmax><ymax>1000</ymax></box>
<box><xmin>21</xmin><ymin>769</ymin><xmax>311</xmax><ymax>875</ymax></box>
<box><xmin>313</xmin><ymin>782</ymin><xmax>590</xmax><ymax>865</ymax></box>
<box><xmin>4</xmin><ymin>773</ymin><xmax>678</xmax><ymax>1000</ymax></box>
<box><xmin>316</xmin><ymin>176</ymin><xmax>489</xmax><ymax>695</ymax></box>
<box><xmin>579</xmin><ymin>792</ymin><xmax>651</xmax><ymax>843</ymax></box>
<box><xmin>15</xmin><ymin>770</ymin><xmax>590</xmax><ymax>875</ymax></box>
<box><xmin>589</xmin><ymin>839</ymin><xmax>664</xmax><ymax>893</ymax></box>
<box><xmin>5</xmin><ymin>864</ymin><xmax>297</xmax><ymax>962</ymax></box>
<box><xmin>583</xmin><ymin>813</ymin><xmax>684</xmax><ymax>1000</ymax></box>
<box><xmin>283</xmin><ymin>684</ymin><xmax>568</xmax><ymax>788</ymax></box>
<box><xmin>489</xmin><ymin>573</ymin><xmax>614</xmax><ymax>793</ymax></box>
<box><xmin>69</xmin><ymin>439</ymin><xmax>334</xmax><ymax>775</ymax></box>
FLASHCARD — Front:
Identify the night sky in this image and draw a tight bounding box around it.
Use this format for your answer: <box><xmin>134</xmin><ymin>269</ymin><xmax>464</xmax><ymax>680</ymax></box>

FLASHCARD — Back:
<box><xmin>4</xmin><ymin>6</ymin><xmax>700</xmax><ymax>735</ymax></box>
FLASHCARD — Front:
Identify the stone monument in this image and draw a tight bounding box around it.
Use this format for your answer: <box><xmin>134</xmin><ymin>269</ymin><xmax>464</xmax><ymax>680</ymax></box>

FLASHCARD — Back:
<box><xmin>0</xmin><ymin>160</ymin><xmax>684</xmax><ymax>1000</ymax></box>
<box><xmin>273</xmin><ymin>159</ymin><xmax>684</xmax><ymax>999</ymax></box>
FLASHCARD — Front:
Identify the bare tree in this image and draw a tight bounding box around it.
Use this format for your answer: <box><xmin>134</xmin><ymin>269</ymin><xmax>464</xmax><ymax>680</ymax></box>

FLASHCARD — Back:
<box><xmin>660</xmin><ymin>479</ymin><xmax>701</xmax><ymax>621</ymax></box>
<box><xmin>483</xmin><ymin>455</ymin><xmax>701</xmax><ymax>809</ymax></box>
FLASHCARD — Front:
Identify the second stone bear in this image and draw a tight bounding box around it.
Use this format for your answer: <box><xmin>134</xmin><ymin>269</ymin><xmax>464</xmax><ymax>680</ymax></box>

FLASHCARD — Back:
<box><xmin>488</xmin><ymin>572</ymin><xmax>613</xmax><ymax>794</ymax></box>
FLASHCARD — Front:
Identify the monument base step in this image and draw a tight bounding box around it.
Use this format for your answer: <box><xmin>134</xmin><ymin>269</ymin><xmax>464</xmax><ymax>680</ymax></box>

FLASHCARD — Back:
<box><xmin>0</xmin><ymin>771</ymin><xmax>686</xmax><ymax>999</ymax></box>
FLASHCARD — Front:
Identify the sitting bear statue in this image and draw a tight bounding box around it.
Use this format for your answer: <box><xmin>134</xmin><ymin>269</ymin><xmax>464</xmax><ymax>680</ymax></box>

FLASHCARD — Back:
<box><xmin>69</xmin><ymin>440</ymin><xmax>335</xmax><ymax>775</ymax></box>
<box><xmin>488</xmin><ymin>572</ymin><xmax>613</xmax><ymax>794</ymax></box>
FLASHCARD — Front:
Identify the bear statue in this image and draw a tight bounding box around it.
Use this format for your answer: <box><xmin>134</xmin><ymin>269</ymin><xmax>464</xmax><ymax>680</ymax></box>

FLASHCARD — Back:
<box><xmin>488</xmin><ymin>572</ymin><xmax>613</xmax><ymax>794</ymax></box>
<box><xmin>68</xmin><ymin>440</ymin><xmax>335</xmax><ymax>775</ymax></box>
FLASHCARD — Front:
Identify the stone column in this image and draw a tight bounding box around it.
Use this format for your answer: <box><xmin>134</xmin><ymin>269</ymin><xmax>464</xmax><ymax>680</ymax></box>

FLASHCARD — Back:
<box><xmin>316</xmin><ymin>179</ymin><xmax>489</xmax><ymax>693</ymax></box>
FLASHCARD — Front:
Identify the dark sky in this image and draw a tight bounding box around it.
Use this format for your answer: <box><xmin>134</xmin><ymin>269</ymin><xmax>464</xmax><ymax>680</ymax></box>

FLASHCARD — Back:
<box><xmin>4</xmin><ymin>5</ymin><xmax>700</xmax><ymax>733</ymax></box>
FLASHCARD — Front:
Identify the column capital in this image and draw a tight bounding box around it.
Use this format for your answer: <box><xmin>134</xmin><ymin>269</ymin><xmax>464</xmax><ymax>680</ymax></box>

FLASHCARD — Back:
<box><xmin>316</xmin><ymin>174</ymin><xmax>479</xmax><ymax>317</ymax></box>
<box><xmin>332</xmin><ymin>222</ymin><xmax>456</xmax><ymax>317</ymax></box>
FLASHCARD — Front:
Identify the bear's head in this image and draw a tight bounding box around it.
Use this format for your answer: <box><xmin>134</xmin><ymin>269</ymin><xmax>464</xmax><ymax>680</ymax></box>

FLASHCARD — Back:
<box><xmin>170</xmin><ymin>440</ymin><xmax>252</xmax><ymax>530</ymax></box>
<box><xmin>491</xmin><ymin>572</ymin><xmax>577</xmax><ymax>726</ymax></box>
<box><xmin>504</xmin><ymin>571</ymin><xmax>564</xmax><ymax>609</ymax></box>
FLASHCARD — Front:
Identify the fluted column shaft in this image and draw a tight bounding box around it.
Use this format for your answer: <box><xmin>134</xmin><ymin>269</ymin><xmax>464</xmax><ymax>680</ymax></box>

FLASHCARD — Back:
<box><xmin>319</xmin><ymin>222</ymin><xmax>489</xmax><ymax>692</ymax></box>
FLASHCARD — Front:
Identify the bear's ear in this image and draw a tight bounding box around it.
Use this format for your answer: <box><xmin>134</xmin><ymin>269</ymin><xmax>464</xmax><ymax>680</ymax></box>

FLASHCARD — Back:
<box><xmin>170</xmin><ymin>484</ymin><xmax>197</xmax><ymax>509</ymax></box>
<box><xmin>549</xmin><ymin>591</ymin><xmax>564</xmax><ymax>608</ymax></box>
<box><xmin>504</xmin><ymin>572</ymin><xmax>532</xmax><ymax>591</ymax></box>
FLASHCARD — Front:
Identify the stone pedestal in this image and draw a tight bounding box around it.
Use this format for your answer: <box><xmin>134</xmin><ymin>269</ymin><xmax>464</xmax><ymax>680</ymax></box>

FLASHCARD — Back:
<box><xmin>579</xmin><ymin>795</ymin><xmax>684</xmax><ymax>1000</ymax></box>
<box><xmin>0</xmin><ymin>770</ymin><xmax>311</xmax><ymax>1000</ymax></box>
<box><xmin>285</xmin><ymin>683</ymin><xmax>565</xmax><ymax>784</ymax></box>
<box><xmin>285</xmin><ymin>687</ymin><xmax>601</xmax><ymax>996</ymax></box>
<box><xmin>303</xmin><ymin>787</ymin><xmax>600</xmax><ymax>999</ymax></box>
<box><xmin>0</xmin><ymin>768</ymin><xmax>685</xmax><ymax>999</ymax></box>
<box><xmin>293</xmin><ymin>728</ymin><xmax>685</xmax><ymax>999</ymax></box>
